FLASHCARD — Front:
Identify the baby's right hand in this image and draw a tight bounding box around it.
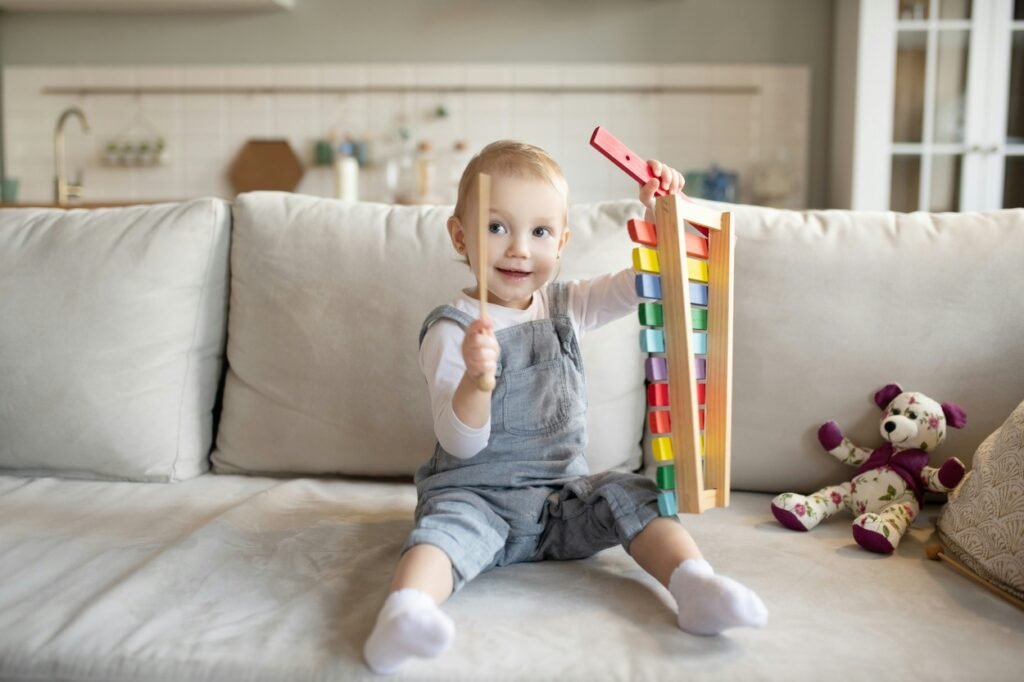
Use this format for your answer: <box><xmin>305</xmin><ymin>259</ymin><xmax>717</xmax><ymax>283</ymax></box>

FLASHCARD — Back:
<box><xmin>463</xmin><ymin>319</ymin><xmax>500</xmax><ymax>390</ymax></box>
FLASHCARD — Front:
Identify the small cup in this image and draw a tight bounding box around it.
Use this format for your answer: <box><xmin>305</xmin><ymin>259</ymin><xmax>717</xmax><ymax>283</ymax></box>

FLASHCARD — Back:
<box><xmin>1</xmin><ymin>177</ymin><xmax>19</xmax><ymax>203</ymax></box>
<box><xmin>314</xmin><ymin>140</ymin><xmax>334</xmax><ymax>166</ymax></box>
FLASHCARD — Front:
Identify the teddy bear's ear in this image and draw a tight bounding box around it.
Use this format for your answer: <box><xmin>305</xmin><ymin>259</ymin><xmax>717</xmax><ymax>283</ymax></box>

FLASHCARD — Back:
<box><xmin>874</xmin><ymin>383</ymin><xmax>903</xmax><ymax>409</ymax></box>
<box><xmin>942</xmin><ymin>402</ymin><xmax>967</xmax><ymax>429</ymax></box>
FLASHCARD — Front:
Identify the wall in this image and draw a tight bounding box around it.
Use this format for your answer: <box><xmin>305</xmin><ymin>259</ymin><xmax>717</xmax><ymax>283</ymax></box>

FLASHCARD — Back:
<box><xmin>0</xmin><ymin>0</ymin><xmax>834</xmax><ymax>207</ymax></box>
<box><xmin>0</xmin><ymin>12</ymin><xmax>5</xmax><ymax>186</ymax></box>
<box><xmin>830</xmin><ymin>0</ymin><xmax>857</xmax><ymax>209</ymax></box>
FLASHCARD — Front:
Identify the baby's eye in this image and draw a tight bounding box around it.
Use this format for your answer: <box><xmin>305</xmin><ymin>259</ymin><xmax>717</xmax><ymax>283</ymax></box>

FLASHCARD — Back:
<box><xmin>488</xmin><ymin>222</ymin><xmax>507</xmax><ymax>234</ymax></box>
<box><xmin>891</xmin><ymin>408</ymin><xmax>902</xmax><ymax>415</ymax></box>
<box><xmin>533</xmin><ymin>226</ymin><xmax>552</xmax><ymax>238</ymax></box>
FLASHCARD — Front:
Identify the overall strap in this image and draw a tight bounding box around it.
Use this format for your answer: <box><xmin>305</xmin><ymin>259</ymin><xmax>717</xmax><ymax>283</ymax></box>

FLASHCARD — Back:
<box><xmin>546</xmin><ymin>281</ymin><xmax>570</xmax><ymax>318</ymax></box>
<box><xmin>418</xmin><ymin>305</ymin><xmax>476</xmax><ymax>347</ymax></box>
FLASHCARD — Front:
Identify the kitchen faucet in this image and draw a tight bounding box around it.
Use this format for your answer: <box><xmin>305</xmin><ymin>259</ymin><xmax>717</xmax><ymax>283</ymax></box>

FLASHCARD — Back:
<box><xmin>53</xmin><ymin>107</ymin><xmax>90</xmax><ymax>205</ymax></box>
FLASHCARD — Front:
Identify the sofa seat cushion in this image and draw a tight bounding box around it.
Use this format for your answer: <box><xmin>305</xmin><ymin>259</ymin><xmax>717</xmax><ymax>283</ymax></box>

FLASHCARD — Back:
<box><xmin>938</xmin><ymin>398</ymin><xmax>1024</xmax><ymax>599</ymax></box>
<box><xmin>0</xmin><ymin>199</ymin><xmax>231</xmax><ymax>482</ymax></box>
<box><xmin>213</xmin><ymin>192</ymin><xmax>646</xmax><ymax>478</ymax></box>
<box><xmin>2</xmin><ymin>474</ymin><xmax>1021</xmax><ymax>681</ymax></box>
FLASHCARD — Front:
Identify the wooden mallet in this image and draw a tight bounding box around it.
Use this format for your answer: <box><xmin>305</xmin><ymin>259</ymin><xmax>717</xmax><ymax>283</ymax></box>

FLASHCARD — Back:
<box><xmin>475</xmin><ymin>172</ymin><xmax>496</xmax><ymax>392</ymax></box>
<box><xmin>927</xmin><ymin>544</ymin><xmax>1024</xmax><ymax>610</ymax></box>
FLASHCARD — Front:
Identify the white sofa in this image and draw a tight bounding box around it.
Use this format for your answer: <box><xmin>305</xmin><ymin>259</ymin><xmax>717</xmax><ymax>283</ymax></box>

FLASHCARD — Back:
<box><xmin>1</xmin><ymin>193</ymin><xmax>1022</xmax><ymax>681</ymax></box>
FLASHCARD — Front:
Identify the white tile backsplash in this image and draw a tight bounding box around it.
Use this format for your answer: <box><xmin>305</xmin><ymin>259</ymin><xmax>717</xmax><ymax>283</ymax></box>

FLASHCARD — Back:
<box><xmin>368</xmin><ymin>65</ymin><xmax>416</xmax><ymax>88</ymax></box>
<box><xmin>180</xmin><ymin>67</ymin><xmax>226</xmax><ymax>87</ymax></box>
<box><xmin>512</xmin><ymin>66</ymin><xmax>562</xmax><ymax>88</ymax></box>
<box><xmin>465</xmin><ymin>65</ymin><xmax>514</xmax><ymax>88</ymax></box>
<box><xmin>4</xmin><ymin>63</ymin><xmax>808</xmax><ymax>207</ymax></box>
<box><xmin>78</xmin><ymin>67</ymin><xmax>139</xmax><ymax>88</ymax></box>
<box><xmin>319</xmin><ymin>65</ymin><xmax>369</xmax><ymax>88</ymax></box>
<box><xmin>417</xmin><ymin>65</ymin><xmax>466</xmax><ymax>88</ymax></box>
<box><xmin>272</xmin><ymin>65</ymin><xmax>321</xmax><ymax>88</ymax></box>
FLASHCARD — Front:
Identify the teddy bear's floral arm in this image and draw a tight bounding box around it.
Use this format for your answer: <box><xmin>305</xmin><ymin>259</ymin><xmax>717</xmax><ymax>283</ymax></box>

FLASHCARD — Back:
<box><xmin>818</xmin><ymin>421</ymin><xmax>873</xmax><ymax>467</ymax></box>
<box><xmin>922</xmin><ymin>457</ymin><xmax>966</xmax><ymax>492</ymax></box>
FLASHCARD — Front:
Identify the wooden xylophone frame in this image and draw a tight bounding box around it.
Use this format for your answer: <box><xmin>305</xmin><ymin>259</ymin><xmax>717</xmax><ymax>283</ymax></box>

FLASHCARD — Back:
<box><xmin>639</xmin><ymin>195</ymin><xmax>734</xmax><ymax>515</ymax></box>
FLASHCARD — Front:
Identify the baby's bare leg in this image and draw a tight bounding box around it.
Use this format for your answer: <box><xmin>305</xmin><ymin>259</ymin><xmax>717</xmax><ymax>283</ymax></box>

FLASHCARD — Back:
<box><xmin>628</xmin><ymin>517</ymin><xmax>703</xmax><ymax>587</ymax></box>
<box><xmin>364</xmin><ymin>544</ymin><xmax>456</xmax><ymax>674</ymax></box>
<box><xmin>628</xmin><ymin>517</ymin><xmax>767</xmax><ymax>636</ymax></box>
<box><xmin>390</xmin><ymin>544</ymin><xmax>455</xmax><ymax>604</ymax></box>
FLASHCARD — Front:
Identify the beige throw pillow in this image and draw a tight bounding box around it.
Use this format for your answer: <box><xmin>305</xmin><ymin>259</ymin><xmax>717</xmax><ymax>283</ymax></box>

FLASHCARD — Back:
<box><xmin>938</xmin><ymin>399</ymin><xmax>1024</xmax><ymax>600</ymax></box>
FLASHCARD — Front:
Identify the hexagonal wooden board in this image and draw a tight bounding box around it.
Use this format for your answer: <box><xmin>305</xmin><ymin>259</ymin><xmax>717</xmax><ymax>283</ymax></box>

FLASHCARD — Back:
<box><xmin>228</xmin><ymin>139</ymin><xmax>304</xmax><ymax>194</ymax></box>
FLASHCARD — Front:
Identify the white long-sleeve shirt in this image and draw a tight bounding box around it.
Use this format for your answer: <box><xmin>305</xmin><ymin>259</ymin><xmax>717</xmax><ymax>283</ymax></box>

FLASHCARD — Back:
<box><xmin>419</xmin><ymin>267</ymin><xmax>639</xmax><ymax>459</ymax></box>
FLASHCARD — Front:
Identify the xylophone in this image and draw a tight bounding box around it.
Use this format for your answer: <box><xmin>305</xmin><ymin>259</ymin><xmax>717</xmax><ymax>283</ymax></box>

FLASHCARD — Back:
<box><xmin>591</xmin><ymin>127</ymin><xmax>735</xmax><ymax>515</ymax></box>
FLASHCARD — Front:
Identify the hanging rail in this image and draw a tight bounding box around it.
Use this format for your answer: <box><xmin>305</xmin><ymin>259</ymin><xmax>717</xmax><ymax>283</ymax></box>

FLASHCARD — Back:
<box><xmin>42</xmin><ymin>84</ymin><xmax>761</xmax><ymax>97</ymax></box>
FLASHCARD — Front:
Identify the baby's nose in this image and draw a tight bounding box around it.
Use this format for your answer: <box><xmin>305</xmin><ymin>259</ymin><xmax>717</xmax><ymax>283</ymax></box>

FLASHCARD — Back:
<box><xmin>507</xmin><ymin>239</ymin><xmax>529</xmax><ymax>257</ymax></box>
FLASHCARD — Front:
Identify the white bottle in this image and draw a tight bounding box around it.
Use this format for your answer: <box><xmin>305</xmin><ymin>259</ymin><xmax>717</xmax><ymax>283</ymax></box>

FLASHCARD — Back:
<box><xmin>335</xmin><ymin>142</ymin><xmax>359</xmax><ymax>201</ymax></box>
<box><xmin>415</xmin><ymin>140</ymin><xmax>436</xmax><ymax>204</ymax></box>
<box><xmin>448</xmin><ymin>140</ymin><xmax>470</xmax><ymax>204</ymax></box>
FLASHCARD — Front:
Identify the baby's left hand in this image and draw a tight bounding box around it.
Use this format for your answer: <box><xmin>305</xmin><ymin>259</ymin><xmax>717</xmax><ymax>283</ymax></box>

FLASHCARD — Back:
<box><xmin>640</xmin><ymin>159</ymin><xmax>685</xmax><ymax>219</ymax></box>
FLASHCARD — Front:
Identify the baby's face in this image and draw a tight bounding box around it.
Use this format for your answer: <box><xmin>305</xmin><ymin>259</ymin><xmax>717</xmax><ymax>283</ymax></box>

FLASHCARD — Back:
<box><xmin>461</xmin><ymin>174</ymin><xmax>569</xmax><ymax>309</ymax></box>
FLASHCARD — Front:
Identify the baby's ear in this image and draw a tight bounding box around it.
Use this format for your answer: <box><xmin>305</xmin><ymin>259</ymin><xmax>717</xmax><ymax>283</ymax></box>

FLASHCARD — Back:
<box><xmin>874</xmin><ymin>383</ymin><xmax>903</xmax><ymax>410</ymax></box>
<box><xmin>558</xmin><ymin>229</ymin><xmax>571</xmax><ymax>254</ymax></box>
<box><xmin>447</xmin><ymin>216</ymin><xmax>465</xmax><ymax>250</ymax></box>
<box><xmin>942</xmin><ymin>402</ymin><xmax>967</xmax><ymax>429</ymax></box>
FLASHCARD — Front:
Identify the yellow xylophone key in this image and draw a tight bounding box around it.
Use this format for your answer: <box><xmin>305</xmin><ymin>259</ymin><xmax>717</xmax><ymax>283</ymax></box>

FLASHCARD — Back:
<box><xmin>652</xmin><ymin>437</ymin><xmax>674</xmax><ymax>462</ymax></box>
<box><xmin>687</xmin><ymin>258</ymin><xmax>708</xmax><ymax>283</ymax></box>
<box><xmin>633</xmin><ymin>247</ymin><xmax>660</xmax><ymax>274</ymax></box>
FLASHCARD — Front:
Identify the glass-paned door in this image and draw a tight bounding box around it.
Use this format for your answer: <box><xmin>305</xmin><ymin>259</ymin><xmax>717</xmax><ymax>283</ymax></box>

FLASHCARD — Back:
<box><xmin>1002</xmin><ymin>3</ymin><xmax>1024</xmax><ymax>207</ymax></box>
<box><xmin>961</xmin><ymin>0</ymin><xmax>1021</xmax><ymax>209</ymax></box>
<box><xmin>890</xmin><ymin>0</ymin><xmax>977</xmax><ymax>211</ymax></box>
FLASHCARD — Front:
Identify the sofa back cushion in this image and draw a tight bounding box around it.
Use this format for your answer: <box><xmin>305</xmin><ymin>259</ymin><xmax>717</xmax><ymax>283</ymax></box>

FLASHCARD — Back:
<box><xmin>727</xmin><ymin>206</ymin><xmax>1024</xmax><ymax>492</ymax></box>
<box><xmin>0</xmin><ymin>199</ymin><xmax>230</xmax><ymax>481</ymax></box>
<box><xmin>212</xmin><ymin>193</ymin><xmax>644</xmax><ymax>478</ymax></box>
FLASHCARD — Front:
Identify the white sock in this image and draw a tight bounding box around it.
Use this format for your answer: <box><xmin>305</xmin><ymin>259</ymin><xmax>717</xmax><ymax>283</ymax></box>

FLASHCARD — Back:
<box><xmin>668</xmin><ymin>559</ymin><xmax>768</xmax><ymax>636</ymax></box>
<box><xmin>363</xmin><ymin>588</ymin><xmax>455</xmax><ymax>674</ymax></box>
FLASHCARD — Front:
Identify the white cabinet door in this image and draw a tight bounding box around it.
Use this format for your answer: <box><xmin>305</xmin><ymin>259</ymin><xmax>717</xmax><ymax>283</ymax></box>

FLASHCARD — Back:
<box><xmin>980</xmin><ymin>0</ymin><xmax>1024</xmax><ymax>209</ymax></box>
<box><xmin>841</xmin><ymin>0</ymin><xmax>1023</xmax><ymax>210</ymax></box>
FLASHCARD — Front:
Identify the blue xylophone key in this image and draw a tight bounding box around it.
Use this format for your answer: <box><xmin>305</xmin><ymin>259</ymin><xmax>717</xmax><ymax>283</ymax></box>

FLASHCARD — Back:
<box><xmin>657</xmin><ymin>490</ymin><xmax>678</xmax><ymax>517</ymax></box>
<box><xmin>693</xmin><ymin>332</ymin><xmax>707</xmax><ymax>354</ymax></box>
<box><xmin>635</xmin><ymin>273</ymin><xmax>662</xmax><ymax>300</ymax></box>
<box><xmin>640</xmin><ymin>329</ymin><xmax>666</xmax><ymax>353</ymax></box>
<box><xmin>690</xmin><ymin>282</ymin><xmax>708</xmax><ymax>305</ymax></box>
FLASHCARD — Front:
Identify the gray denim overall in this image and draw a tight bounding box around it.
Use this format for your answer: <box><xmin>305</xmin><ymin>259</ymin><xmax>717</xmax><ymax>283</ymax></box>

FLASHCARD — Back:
<box><xmin>404</xmin><ymin>282</ymin><xmax>662</xmax><ymax>591</ymax></box>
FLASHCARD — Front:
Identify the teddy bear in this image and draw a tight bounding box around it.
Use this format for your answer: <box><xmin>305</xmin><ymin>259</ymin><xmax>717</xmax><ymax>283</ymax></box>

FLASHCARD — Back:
<box><xmin>771</xmin><ymin>383</ymin><xmax>968</xmax><ymax>554</ymax></box>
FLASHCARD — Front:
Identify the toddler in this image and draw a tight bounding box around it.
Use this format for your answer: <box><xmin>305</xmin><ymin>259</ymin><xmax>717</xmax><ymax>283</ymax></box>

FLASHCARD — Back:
<box><xmin>364</xmin><ymin>141</ymin><xmax>767</xmax><ymax>674</ymax></box>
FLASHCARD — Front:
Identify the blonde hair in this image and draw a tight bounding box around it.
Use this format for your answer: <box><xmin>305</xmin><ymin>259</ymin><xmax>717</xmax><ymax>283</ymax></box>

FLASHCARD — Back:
<box><xmin>452</xmin><ymin>140</ymin><xmax>570</xmax><ymax>223</ymax></box>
